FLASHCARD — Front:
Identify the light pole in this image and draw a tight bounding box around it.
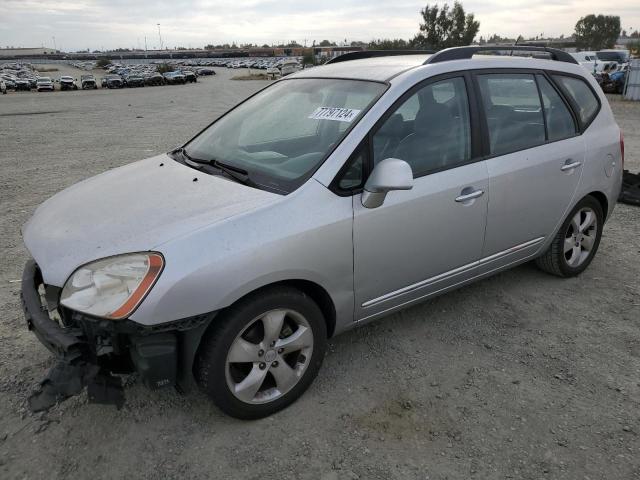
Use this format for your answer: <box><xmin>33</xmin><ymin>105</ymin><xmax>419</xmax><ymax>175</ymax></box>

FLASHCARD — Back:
<box><xmin>52</xmin><ymin>36</ymin><xmax>57</xmax><ymax>51</ymax></box>
<box><xmin>157</xmin><ymin>23</ymin><xmax>163</xmax><ymax>50</ymax></box>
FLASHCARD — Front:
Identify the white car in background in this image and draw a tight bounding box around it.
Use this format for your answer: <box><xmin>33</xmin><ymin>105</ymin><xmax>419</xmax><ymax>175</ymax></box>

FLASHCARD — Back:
<box><xmin>571</xmin><ymin>51</ymin><xmax>600</xmax><ymax>72</ymax></box>
<box><xmin>265</xmin><ymin>65</ymin><xmax>281</xmax><ymax>77</ymax></box>
<box><xmin>280</xmin><ymin>59</ymin><xmax>302</xmax><ymax>76</ymax></box>
<box><xmin>36</xmin><ymin>77</ymin><xmax>54</xmax><ymax>92</ymax></box>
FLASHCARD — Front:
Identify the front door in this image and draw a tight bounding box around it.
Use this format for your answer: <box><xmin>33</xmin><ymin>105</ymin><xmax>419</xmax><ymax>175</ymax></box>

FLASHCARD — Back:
<box><xmin>352</xmin><ymin>75</ymin><xmax>489</xmax><ymax>321</ymax></box>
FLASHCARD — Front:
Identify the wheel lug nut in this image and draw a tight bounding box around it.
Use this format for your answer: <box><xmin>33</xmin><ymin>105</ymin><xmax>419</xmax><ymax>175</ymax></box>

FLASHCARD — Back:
<box><xmin>259</xmin><ymin>362</ymin><xmax>266</xmax><ymax>370</ymax></box>
<box><xmin>272</xmin><ymin>361</ymin><xmax>278</xmax><ymax>367</ymax></box>
<box><xmin>277</xmin><ymin>348</ymin><xmax>283</xmax><ymax>354</ymax></box>
<box><xmin>258</xmin><ymin>350</ymin><xmax>264</xmax><ymax>357</ymax></box>
<box><xmin>270</xmin><ymin>341</ymin><xmax>276</xmax><ymax>347</ymax></box>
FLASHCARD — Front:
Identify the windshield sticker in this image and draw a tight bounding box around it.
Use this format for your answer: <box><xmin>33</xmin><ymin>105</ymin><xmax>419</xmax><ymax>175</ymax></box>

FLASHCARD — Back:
<box><xmin>308</xmin><ymin>107</ymin><xmax>361</xmax><ymax>123</ymax></box>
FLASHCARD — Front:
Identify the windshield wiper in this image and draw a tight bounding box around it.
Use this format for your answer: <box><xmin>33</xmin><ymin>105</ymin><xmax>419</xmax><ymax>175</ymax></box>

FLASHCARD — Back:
<box><xmin>173</xmin><ymin>147</ymin><xmax>258</xmax><ymax>188</ymax></box>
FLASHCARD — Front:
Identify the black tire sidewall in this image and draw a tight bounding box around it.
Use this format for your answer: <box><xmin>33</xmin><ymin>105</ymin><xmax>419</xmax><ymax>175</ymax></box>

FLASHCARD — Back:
<box><xmin>196</xmin><ymin>288</ymin><xmax>327</xmax><ymax>419</ymax></box>
<box><xmin>557</xmin><ymin>196</ymin><xmax>604</xmax><ymax>276</ymax></box>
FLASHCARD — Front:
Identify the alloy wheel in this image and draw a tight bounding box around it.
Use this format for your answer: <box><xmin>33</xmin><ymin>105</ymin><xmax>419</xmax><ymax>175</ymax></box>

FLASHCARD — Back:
<box><xmin>564</xmin><ymin>207</ymin><xmax>598</xmax><ymax>268</ymax></box>
<box><xmin>225</xmin><ymin>309</ymin><xmax>314</xmax><ymax>404</ymax></box>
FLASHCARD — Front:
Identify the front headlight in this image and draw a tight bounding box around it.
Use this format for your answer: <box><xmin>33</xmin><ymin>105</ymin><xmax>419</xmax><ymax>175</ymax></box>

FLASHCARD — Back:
<box><xmin>60</xmin><ymin>253</ymin><xmax>164</xmax><ymax>320</ymax></box>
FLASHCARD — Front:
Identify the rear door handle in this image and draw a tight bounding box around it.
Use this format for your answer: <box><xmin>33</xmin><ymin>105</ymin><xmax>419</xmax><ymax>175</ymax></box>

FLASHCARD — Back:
<box><xmin>561</xmin><ymin>160</ymin><xmax>582</xmax><ymax>171</ymax></box>
<box><xmin>455</xmin><ymin>189</ymin><xmax>484</xmax><ymax>202</ymax></box>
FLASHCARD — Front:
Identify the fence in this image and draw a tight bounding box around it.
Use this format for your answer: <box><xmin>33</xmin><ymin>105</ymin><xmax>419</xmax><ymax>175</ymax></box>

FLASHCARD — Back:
<box><xmin>624</xmin><ymin>59</ymin><xmax>640</xmax><ymax>101</ymax></box>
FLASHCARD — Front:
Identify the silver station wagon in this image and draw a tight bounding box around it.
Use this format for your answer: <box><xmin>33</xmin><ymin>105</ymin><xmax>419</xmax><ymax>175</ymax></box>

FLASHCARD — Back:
<box><xmin>21</xmin><ymin>46</ymin><xmax>623</xmax><ymax>418</ymax></box>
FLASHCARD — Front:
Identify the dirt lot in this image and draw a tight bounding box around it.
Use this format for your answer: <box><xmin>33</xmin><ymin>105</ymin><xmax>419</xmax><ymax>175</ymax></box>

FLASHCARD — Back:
<box><xmin>1</xmin><ymin>65</ymin><xmax>639</xmax><ymax>480</ymax></box>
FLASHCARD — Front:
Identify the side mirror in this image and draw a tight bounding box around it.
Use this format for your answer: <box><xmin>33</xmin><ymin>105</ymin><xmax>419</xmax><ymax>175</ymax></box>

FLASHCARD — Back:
<box><xmin>361</xmin><ymin>158</ymin><xmax>413</xmax><ymax>209</ymax></box>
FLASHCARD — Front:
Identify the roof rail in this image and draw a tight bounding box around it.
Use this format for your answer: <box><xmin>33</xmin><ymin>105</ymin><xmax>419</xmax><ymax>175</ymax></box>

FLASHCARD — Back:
<box><xmin>326</xmin><ymin>50</ymin><xmax>435</xmax><ymax>64</ymax></box>
<box><xmin>423</xmin><ymin>45</ymin><xmax>579</xmax><ymax>65</ymax></box>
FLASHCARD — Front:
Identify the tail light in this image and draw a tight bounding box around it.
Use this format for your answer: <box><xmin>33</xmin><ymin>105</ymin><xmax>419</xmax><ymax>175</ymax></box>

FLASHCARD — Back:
<box><xmin>620</xmin><ymin>130</ymin><xmax>625</xmax><ymax>170</ymax></box>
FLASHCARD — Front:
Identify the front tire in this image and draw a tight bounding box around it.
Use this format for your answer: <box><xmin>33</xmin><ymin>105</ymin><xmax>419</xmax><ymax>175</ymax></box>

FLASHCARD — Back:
<box><xmin>535</xmin><ymin>195</ymin><xmax>604</xmax><ymax>277</ymax></box>
<box><xmin>195</xmin><ymin>287</ymin><xmax>327</xmax><ymax>419</ymax></box>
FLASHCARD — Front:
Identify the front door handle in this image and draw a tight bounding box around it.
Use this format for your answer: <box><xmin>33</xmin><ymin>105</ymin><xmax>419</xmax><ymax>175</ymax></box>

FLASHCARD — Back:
<box><xmin>455</xmin><ymin>189</ymin><xmax>484</xmax><ymax>202</ymax></box>
<box><xmin>561</xmin><ymin>160</ymin><xmax>582</xmax><ymax>171</ymax></box>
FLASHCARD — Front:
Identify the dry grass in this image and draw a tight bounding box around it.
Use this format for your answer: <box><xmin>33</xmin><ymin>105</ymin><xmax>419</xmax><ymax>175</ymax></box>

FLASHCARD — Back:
<box><xmin>231</xmin><ymin>73</ymin><xmax>271</xmax><ymax>81</ymax></box>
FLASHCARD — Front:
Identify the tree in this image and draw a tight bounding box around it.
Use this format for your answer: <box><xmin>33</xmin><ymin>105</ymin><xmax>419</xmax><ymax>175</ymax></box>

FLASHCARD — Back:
<box><xmin>156</xmin><ymin>63</ymin><xmax>172</xmax><ymax>74</ymax></box>
<box><xmin>412</xmin><ymin>1</ymin><xmax>480</xmax><ymax>50</ymax></box>
<box><xmin>302</xmin><ymin>51</ymin><xmax>315</xmax><ymax>66</ymax></box>
<box><xmin>574</xmin><ymin>15</ymin><xmax>621</xmax><ymax>50</ymax></box>
<box><xmin>96</xmin><ymin>58</ymin><xmax>111</xmax><ymax>68</ymax></box>
<box><xmin>318</xmin><ymin>40</ymin><xmax>335</xmax><ymax>47</ymax></box>
<box><xmin>368</xmin><ymin>38</ymin><xmax>410</xmax><ymax>50</ymax></box>
<box><xmin>485</xmin><ymin>34</ymin><xmax>516</xmax><ymax>44</ymax></box>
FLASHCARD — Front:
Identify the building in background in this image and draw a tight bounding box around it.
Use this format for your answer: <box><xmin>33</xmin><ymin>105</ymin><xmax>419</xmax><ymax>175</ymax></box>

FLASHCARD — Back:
<box><xmin>0</xmin><ymin>47</ymin><xmax>58</xmax><ymax>58</ymax></box>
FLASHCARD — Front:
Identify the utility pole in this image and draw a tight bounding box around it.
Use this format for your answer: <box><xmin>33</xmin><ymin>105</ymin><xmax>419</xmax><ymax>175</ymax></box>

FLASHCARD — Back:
<box><xmin>157</xmin><ymin>23</ymin><xmax>163</xmax><ymax>50</ymax></box>
<box><xmin>52</xmin><ymin>36</ymin><xmax>57</xmax><ymax>51</ymax></box>
<box><xmin>144</xmin><ymin>36</ymin><xmax>148</xmax><ymax>52</ymax></box>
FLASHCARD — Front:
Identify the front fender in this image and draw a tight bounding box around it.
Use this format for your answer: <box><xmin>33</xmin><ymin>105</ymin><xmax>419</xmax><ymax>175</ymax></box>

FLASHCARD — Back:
<box><xmin>130</xmin><ymin>181</ymin><xmax>355</xmax><ymax>330</ymax></box>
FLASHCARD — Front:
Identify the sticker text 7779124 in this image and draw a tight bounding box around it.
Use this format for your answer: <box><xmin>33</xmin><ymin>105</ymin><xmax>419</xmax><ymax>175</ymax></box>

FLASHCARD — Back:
<box><xmin>308</xmin><ymin>107</ymin><xmax>361</xmax><ymax>123</ymax></box>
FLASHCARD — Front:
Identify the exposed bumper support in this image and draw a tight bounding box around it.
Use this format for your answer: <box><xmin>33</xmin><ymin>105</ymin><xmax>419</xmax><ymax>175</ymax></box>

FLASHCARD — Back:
<box><xmin>21</xmin><ymin>260</ymin><xmax>84</xmax><ymax>361</ymax></box>
<box><xmin>20</xmin><ymin>259</ymin><xmax>214</xmax><ymax>412</ymax></box>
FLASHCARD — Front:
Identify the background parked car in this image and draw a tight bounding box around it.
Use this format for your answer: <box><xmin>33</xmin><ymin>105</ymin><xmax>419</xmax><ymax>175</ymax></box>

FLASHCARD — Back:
<box><xmin>145</xmin><ymin>73</ymin><xmax>165</xmax><ymax>86</ymax></box>
<box><xmin>14</xmin><ymin>79</ymin><xmax>31</xmax><ymax>91</ymax></box>
<box><xmin>124</xmin><ymin>74</ymin><xmax>145</xmax><ymax>88</ymax></box>
<box><xmin>601</xmin><ymin>70</ymin><xmax>627</xmax><ymax>94</ymax></box>
<box><xmin>81</xmin><ymin>74</ymin><xmax>98</xmax><ymax>90</ymax></box>
<box><xmin>59</xmin><ymin>76</ymin><xmax>78</xmax><ymax>91</ymax></box>
<box><xmin>0</xmin><ymin>79</ymin><xmax>6</xmax><ymax>94</ymax></box>
<box><xmin>35</xmin><ymin>77</ymin><xmax>53</xmax><ymax>92</ymax></box>
<box><xmin>196</xmin><ymin>67</ymin><xmax>216</xmax><ymax>76</ymax></box>
<box><xmin>1</xmin><ymin>77</ymin><xmax>16</xmax><ymax>90</ymax></box>
<box><xmin>182</xmin><ymin>71</ymin><xmax>197</xmax><ymax>83</ymax></box>
<box><xmin>102</xmin><ymin>75</ymin><xmax>123</xmax><ymax>89</ymax></box>
<box><xmin>163</xmin><ymin>71</ymin><xmax>186</xmax><ymax>84</ymax></box>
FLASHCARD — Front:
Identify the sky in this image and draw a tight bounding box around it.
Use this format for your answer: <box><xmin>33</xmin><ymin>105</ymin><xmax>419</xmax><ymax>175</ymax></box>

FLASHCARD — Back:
<box><xmin>0</xmin><ymin>0</ymin><xmax>638</xmax><ymax>52</ymax></box>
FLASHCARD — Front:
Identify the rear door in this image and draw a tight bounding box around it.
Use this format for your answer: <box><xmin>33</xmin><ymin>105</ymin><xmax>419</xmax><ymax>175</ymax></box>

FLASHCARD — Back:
<box><xmin>474</xmin><ymin>71</ymin><xmax>584</xmax><ymax>271</ymax></box>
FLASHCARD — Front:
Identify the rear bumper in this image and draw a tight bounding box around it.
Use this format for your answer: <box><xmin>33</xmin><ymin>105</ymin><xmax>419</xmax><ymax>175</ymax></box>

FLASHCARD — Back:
<box><xmin>21</xmin><ymin>259</ymin><xmax>214</xmax><ymax>400</ymax></box>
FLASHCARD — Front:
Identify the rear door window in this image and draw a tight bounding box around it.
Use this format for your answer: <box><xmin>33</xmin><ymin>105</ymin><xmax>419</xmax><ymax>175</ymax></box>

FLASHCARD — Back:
<box><xmin>551</xmin><ymin>75</ymin><xmax>600</xmax><ymax>128</ymax></box>
<box><xmin>476</xmin><ymin>73</ymin><xmax>546</xmax><ymax>156</ymax></box>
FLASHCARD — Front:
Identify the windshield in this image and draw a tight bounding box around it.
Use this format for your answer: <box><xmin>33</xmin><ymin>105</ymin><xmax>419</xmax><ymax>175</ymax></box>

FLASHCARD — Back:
<box><xmin>596</xmin><ymin>51</ymin><xmax>627</xmax><ymax>62</ymax></box>
<box><xmin>185</xmin><ymin>78</ymin><xmax>386</xmax><ymax>193</ymax></box>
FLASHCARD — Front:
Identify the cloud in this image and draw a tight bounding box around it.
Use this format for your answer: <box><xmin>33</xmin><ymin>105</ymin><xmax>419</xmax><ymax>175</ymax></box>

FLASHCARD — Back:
<box><xmin>0</xmin><ymin>0</ymin><xmax>637</xmax><ymax>51</ymax></box>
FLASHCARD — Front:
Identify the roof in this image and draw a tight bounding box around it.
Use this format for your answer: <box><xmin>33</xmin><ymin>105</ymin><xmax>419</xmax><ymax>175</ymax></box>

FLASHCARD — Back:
<box><xmin>292</xmin><ymin>47</ymin><xmax>582</xmax><ymax>82</ymax></box>
<box><xmin>292</xmin><ymin>55</ymin><xmax>431</xmax><ymax>82</ymax></box>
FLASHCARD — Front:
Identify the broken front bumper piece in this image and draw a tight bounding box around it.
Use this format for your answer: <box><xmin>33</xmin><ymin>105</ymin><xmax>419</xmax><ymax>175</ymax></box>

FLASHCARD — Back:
<box><xmin>20</xmin><ymin>259</ymin><xmax>213</xmax><ymax>412</ymax></box>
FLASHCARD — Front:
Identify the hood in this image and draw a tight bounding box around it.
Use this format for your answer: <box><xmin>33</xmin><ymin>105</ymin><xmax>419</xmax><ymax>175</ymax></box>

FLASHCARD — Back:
<box><xmin>23</xmin><ymin>155</ymin><xmax>279</xmax><ymax>286</ymax></box>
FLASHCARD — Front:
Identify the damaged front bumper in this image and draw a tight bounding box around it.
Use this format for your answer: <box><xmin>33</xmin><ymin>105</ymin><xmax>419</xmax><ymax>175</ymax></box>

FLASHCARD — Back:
<box><xmin>20</xmin><ymin>259</ymin><xmax>213</xmax><ymax>411</ymax></box>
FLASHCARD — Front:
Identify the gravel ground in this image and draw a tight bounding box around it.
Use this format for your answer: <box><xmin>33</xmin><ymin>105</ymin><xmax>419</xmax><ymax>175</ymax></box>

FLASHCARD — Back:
<box><xmin>1</xmin><ymin>65</ymin><xmax>639</xmax><ymax>480</ymax></box>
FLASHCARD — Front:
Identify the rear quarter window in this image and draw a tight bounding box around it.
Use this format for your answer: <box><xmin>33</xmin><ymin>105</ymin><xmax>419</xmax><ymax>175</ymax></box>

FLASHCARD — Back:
<box><xmin>552</xmin><ymin>75</ymin><xmax>600</xmax><ymax>128</ymax></box>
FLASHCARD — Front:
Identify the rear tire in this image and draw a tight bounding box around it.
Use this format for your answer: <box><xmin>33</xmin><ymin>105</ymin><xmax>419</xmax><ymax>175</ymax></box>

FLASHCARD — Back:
<box><xmin>195</xmin><ymin>286</ymin><xmax>327</xmax><ymax>419</ymax></box>
<box><xmin>535</xmin><ymin>196</ymin><xmax>603</xmax><ymax>277</ymax></box>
